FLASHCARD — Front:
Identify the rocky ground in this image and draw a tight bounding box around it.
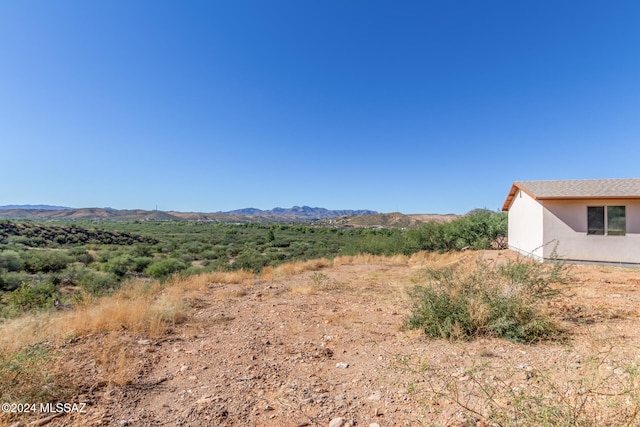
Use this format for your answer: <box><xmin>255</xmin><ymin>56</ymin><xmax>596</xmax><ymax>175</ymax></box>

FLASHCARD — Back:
<box><xmin>4</xmin><ymin>251</ymin><xmax>640</xmax><ymax>427</ymax></box>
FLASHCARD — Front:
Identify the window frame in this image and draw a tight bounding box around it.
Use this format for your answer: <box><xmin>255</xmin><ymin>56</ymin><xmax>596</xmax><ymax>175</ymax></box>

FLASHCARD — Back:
<box><xmin>587</xmin><ymin>205</ymin><xmax>626</xmax><ymax>236</ymax></box>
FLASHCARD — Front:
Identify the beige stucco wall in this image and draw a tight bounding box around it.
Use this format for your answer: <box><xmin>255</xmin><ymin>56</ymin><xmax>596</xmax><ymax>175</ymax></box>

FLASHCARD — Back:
<box><xmin>507</xmin><ymin>190</ymin><xmax>544</xmax><ymax>260</ymax></box>
<box><xmin>541</xmin><ymin>199</ymin><xmax>640</xmax><ymax>264</ymax></box>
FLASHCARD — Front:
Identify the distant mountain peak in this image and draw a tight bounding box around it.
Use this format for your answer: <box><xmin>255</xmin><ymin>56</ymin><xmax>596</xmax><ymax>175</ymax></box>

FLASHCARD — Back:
<box><xmin>0</xmin><ymin>204</ymin><xmax>74</xmax><ymax>211</ymax></box>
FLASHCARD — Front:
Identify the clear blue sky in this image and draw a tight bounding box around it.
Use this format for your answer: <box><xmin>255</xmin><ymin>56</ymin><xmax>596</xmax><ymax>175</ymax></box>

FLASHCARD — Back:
<box><xmin>1</xmin><ymin>1</ymin><xmax>639</xmax><ymax>214</ymax></box>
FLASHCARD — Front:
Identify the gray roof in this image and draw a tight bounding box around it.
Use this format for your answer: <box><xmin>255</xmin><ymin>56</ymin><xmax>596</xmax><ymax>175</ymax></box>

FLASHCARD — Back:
<box><xmin>503</xmin><ymin>178</ymin><xmax>640</xmax><ymax>211</ymax></box>
<box><xmin>516</xmin><ymin>179</ymin><xmax>640</xmax><ymax>198</ymax></box>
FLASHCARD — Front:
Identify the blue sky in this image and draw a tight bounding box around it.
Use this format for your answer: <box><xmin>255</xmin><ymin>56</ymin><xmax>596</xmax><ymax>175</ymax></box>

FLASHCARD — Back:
<box><xmin>1</xmin><ymin>1</ymin><xmax>639</xmax><ymax>214</ymax></box>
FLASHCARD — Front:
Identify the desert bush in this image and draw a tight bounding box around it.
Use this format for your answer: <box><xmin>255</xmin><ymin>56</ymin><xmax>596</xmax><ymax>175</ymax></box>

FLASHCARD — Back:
<box><xmin>341</xmin><ymin>231</ymin><xmax>410</xmax><ymax>256</ymax></box>
<box><xmin>181</xmin><ymin>265</ymin><xmax>209</xmax><ymax>276</ymax></box>
<box><xmin>103</xmin><ymin>255</ymin><xmax>133</xmax><ymax>277</ymax></box>
<box><xmin>235</xmin><ymin>249</ymin><xmax>269</xmax><ymax>273</ymax></box>
<box><xmin>22</xmin><ymin>250</ymin><xmax>73</xmax><ymax>273</ymax></box>
<box><xmin>78</xmin><ymin>271</ymin><xmax>120</xmax><ymax>296</ymax></box>
<box><xmin>0</xmin><ymin>344</ymin><xmax>71</xmax><ymax>404</ymax></box>
<box><xmin>9</xmin><ymin>282</ymin><xmax>58</xmax><ymax>311</ymax></box>
<box><xmin>0</xmin><ymin>250</ymin><xmax>24</xmax><ymax>272</ymax></box>
<box><xmin>130</xmin><ymin>256</ymin><xmax>153</xmax><ymax>273</ymax></box>
<box><xmin>405</xmin><ymin>257</ymin><xmax>566</xmax><ymax>343</ymax></box>
<box><xmin>0</xmin><ymin>271</ymin><xmax>29</xmax><ymax>292</ymax></box>
<box><xmin>145</xmin><ymin>258</ymin><xmax>187</xmax><ymax>279</ymax></box>
<box><xmin>69</xmin><ymin>247</ymin><xmax>94</xmax><ymax>265</ymax></box>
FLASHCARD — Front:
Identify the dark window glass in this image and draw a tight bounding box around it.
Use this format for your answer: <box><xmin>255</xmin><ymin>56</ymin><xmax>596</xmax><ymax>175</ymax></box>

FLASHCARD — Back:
<box><xmin>587</xmin><ymin>206</ymin><xmax>605</xmax><ymax>235</ymax></box>
<box><xmin>607</xmin><ymin>206</ymin><xmax>626</xmax><ymax>236</ymax></box>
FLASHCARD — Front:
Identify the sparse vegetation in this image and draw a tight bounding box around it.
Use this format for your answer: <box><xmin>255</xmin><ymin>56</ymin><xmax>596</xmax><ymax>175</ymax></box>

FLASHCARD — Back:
<box><xmin>1</xmin><ymin>250</ymin><xmax>639</xmax><ymax>426</ymax></box>
<box><xmin>0</xmin><ymin>343</ymin><xmax>71</xmax><ymax>404</ymax></box>
<box><xmin>0</xmin><ymin>211</ymin><xmax>506</xmax><ymax>317</ymax></box>
<box><xmin>396</xmin><ymin>342</ymin><xmax>640</xmax><ymax>427</ymax></box>
<box><xmin>405</xmin><ymin>255</ymin><xmax>569</xmax><ymax>343</ymax></box>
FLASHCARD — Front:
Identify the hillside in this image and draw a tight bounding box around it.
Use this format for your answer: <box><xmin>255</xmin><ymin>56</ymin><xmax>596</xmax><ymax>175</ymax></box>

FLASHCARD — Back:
<box><xmin>318</xmin><ymin>212</ymin><xmax>459</xmax><ymax>228</ymax></box>
<box><xmin>0</xmin><ymin>221</ymin><xmax>157</xmax><ymax>247</ymax></box>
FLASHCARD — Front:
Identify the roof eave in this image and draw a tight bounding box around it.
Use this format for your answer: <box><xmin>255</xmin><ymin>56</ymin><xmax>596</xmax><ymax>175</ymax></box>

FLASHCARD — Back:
<box><xmin>501</xmin><ymin>183</ymin><xmax>538</xmax><ymax>211</ymax></box>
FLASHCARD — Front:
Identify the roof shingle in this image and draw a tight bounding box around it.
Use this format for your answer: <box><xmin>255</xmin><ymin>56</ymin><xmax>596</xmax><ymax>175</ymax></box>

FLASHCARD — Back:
<box><xmin>502</xmin><ymin>178</ymin><xmax>640</xmax><ymax>211</ymax></box>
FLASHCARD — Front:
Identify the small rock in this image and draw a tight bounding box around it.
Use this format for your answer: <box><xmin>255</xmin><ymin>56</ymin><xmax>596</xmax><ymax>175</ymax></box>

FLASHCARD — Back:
<box><xmin>180</xmin><ymin>365</ymin><xmax>191</xmax><ymax>372</ymax></box>
<box><xmin>195</xmin><ymin>395</ymin><xmax>212</xmax><ymax>405</ymax></box>
<box><xmin>188</xmin><ymin>375</ymin><xmax>198</xmax><ymax>381</ymax></box>
<box><xmin>369</xmin><ymin>424</ymin><xmax>381</xmax><ymax>427</ymax></box>
<box><xmin>367</xmin><ymin>391</ymin><xmax>382</xmax><ymax>401</ymax></box>
<box><xmin>137</xmin><ymin>339</ymin><xmax>152</xmax><ymax>345</ymax></box>
<box><xmin>329</xmin><ymin>417</ymin><xmax>346</xmax><ymax>427</ymax></box>
<box><xmin>336</xmin><ymin>362</ymin><xmax>349</xmax><ymax>369</ymax></box>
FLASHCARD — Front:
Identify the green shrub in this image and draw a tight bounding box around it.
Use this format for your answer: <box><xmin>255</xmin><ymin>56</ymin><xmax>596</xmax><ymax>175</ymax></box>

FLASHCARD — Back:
<box><xmin>234</xmin><ymin>249</ymin><xmax>269</xmax><ymax>273</ymax></box>
<box><xmin>405</xmin><ymin>258</ymin><xmax>566</xmax><ymax>343</ymax></box>
<box><xmin>145</xmin><ymin>258</ymin><xmax>187</xmax><ymax>279</ymax></box>
<box><xmin>23</xmin><ymin>250</ymin><xmax>73</xmax><ymax>273</ymax></box>
<box><xmin>102</xmin><ymin>255</ymin><xmax>133</xmax><ymax>277</ymax></box>
<box><xmin>9</xmin><ymin>282</ymin><xmax>58</xmax><ymax>311</ymax></box>
<box><xmin>69</xmin><ymin>247</ymin><xmax>94</xmax><ymax>265</ymax></box>
<box><xmin>181</xmin><ymin>265</ymin><xmax>208</xmax><ymax>276</ymax></box>
<box><xmin>406</xmin><ymin>210</ymin><xmax>507</xmax><ymax>252</ymax></box>
<box><xmin>0</xmin><ymin>271</ymin><xmax>29</xmax><ymax>291</ymax></box>
<box><xmin>130</xmin><ymin>256</ymin><xmax>153</xmax><ymax>273</ymax></box>
<box><xmin>78</xmin><ymin>271</ymin><xmax>119</xmax><ymax>296</ymax></box>
<box><xmin>0</xmin><ymin>250</ymin><xmax>24</xmax><ymax>272</ymax></box>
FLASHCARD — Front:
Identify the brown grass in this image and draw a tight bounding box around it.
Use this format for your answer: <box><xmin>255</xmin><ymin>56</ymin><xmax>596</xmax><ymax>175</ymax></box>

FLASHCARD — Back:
<box><xmin>170</xmin><ymin>269</ymin><xmax>256</xmax><ymax>291</ymax></box>
<box><xmin>91</xmin><ymin>332</ymin><xmax>139</xmax><ymax>386</ymax></box>
<box><xmin>0</xmin><ymin>280</ymin><xmax>188</xmax><ymax>353</ymax></box>
<box><xmin>262</xmin><ymin>258</ymin><xmax>332</xmax><ymax>279</ymax></box>
<box><xmin>289</xmin><ymin>284</ymin><xmax>318</xmax><ymax>295</ymax></box>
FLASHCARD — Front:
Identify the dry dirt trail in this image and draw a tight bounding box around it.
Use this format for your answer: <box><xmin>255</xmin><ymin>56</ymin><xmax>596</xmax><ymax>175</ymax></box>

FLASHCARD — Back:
<box><xmin>6</xmin><ymin>251</ymin><xmax>640</xmax><ymax>427</ymax></box>
<box><xmin>90</xmin><ymin>261</ymin><xmax>426</xmax><ymax>426</ymax></box>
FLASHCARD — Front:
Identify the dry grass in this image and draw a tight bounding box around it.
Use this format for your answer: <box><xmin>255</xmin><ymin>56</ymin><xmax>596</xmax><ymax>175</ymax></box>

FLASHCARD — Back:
<box><xmin>407</xmin><ymin>250</ymin><xmax>471</xmax><ymax>268</ymax></box>
<box><xmin>289</xmin><ymin>284</ymin><xmax>318</xmax><ymax>295</ymax></box>
<box><xmin>170</xmin><ymin>269</ymin><xmax>256</xmax><ymax>291</ymax></box>
<box><xmin>332</xmin><ymin>251</ymin><xmax>471</xmax><ymax>268</ymax></box>
<box><xmin>263</xmin><ymin>258</ymin><xmax>332</xmax><ymax>279</ymax></box>
<box><xmin>333</xmin><ymin>253</ymin><xmax>386</xmax><ymax>265</ymax></box>
<box><xmin>0</xmin><ymin>280</ymin><xmax>188</xmax><ymax>353</ymax></box>
<box><xmin>91</xmin><ymin>332</ymin><xmax>139</xmax><ymax>386</ymax></box>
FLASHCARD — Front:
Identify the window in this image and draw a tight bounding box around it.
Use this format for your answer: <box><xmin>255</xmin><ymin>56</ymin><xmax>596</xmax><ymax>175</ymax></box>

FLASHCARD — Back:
<box><xmin>587</xmin><ymin>206</ymin><xmax>626</xmax><ymax>236</ymax></box>
<box><xmin>607</xmin><ymin>206</ymin><xmax>626</xmax><ymax>235</ymax></box>
<box><xmin>587</xmin><ymin>207</ymin><xmax>605</xmax><ymax>235</ymax></box>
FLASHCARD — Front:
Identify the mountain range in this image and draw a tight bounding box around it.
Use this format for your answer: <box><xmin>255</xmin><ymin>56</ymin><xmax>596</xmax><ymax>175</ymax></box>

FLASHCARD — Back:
<box><xmin>0</xmin><ymin>204</ymin><xmax>74</xmax><ymax>211</ymax></box>
<box><xmin>0</xmin><ymin>205</ymin><xmax>378</xmax><ymax>223</ymax></box>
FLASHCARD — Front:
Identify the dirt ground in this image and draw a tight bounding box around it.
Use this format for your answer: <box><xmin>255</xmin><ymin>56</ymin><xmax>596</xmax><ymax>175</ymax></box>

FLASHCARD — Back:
<box><xmin>4</xmin><ymin>251</ymin><xmax>640</xmax><ymax>427</ymax></box>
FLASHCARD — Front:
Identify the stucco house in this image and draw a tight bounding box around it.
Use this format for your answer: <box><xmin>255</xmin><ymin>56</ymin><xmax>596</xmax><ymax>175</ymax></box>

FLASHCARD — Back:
<box><xmin>502</xmin><ymin>178</ymin><xmax>640</xmax><ymax>265</ymax></box>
